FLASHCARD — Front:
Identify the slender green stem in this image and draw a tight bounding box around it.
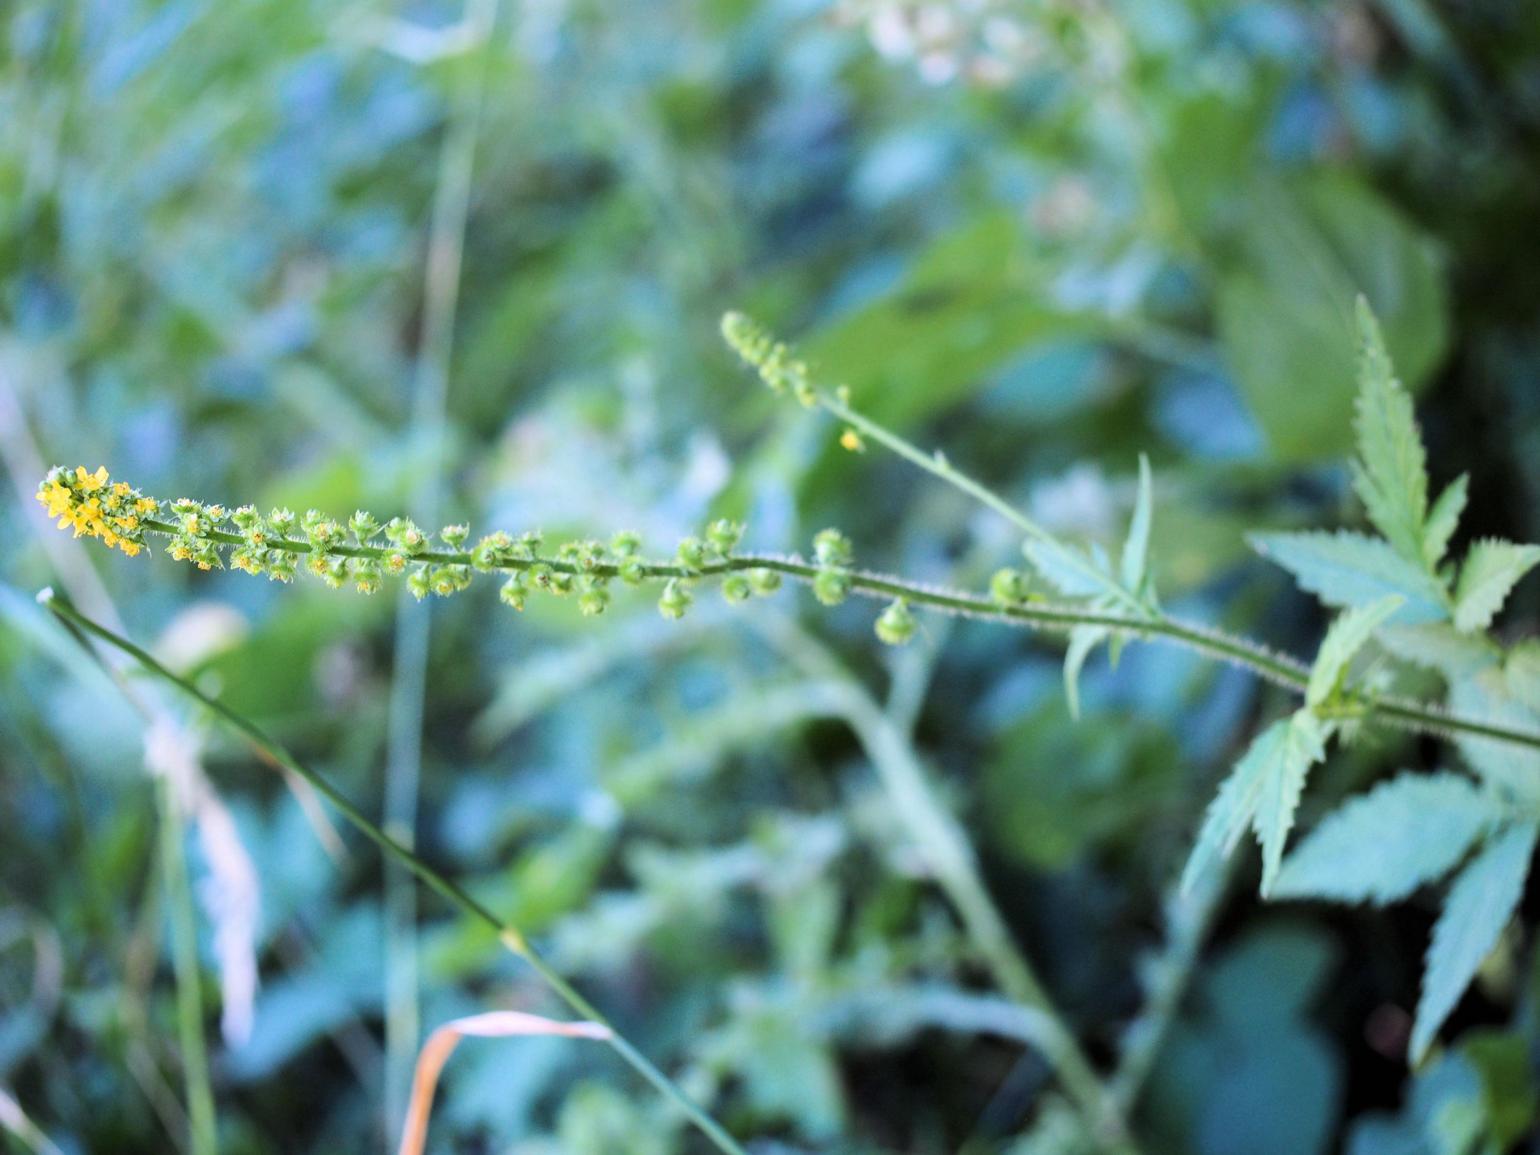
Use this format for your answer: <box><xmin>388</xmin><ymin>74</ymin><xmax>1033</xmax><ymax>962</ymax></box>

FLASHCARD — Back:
<box><xmin>157</xmin><ymin>771</ymin><xmax>219</xmax><ymax>1155</ymax></box>
<box><xmin>133</xmin><ymin>517</ymin><xmax>1540</xmax><ymax>754</ymax></box>
<box><xmin>41</xmin><ymin>593</ymin><xmax>749</xmax><ymax>1155</ymax></box>
<box><xmin>821</xmin><ymin>395</ymin><xmax>1149</xmax><ymax>618</ymax></box>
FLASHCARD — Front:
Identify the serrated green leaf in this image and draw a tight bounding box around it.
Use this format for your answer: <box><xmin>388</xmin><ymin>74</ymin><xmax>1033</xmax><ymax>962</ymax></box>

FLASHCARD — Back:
<box><xmin>1453</xmin><ymin>539</ymin><xmax>1540</xmax><ymax>634</ymax></box>
<box><xmin>1412</xmin><ymin>822</ymin><xmax>1538</xmax><ymax>1063</ymax></box>
<box><xmin>1254</xmin><ymin>712</ymin><xmax>1330</xmax><ymax>896</ymax></box>
<box><xmin>1307</xmin><ymin>595</ymin><xmax>1404</xmax><ymax>707</ymax></box>
<box><xmin>1423</xmin><ymin>474</ymin><xmax>1468</xmax><ymax>570</ymax></box>
<box><xmin>1378</xmin><ymin>623</ymin><xmax>1501</xmax><ymax>682</ymax></box>
<box><xmin>1352</xmin><ymin>298</ymin><xmax>1429</xmax><ymax>565</ymax></box>
<box><xmin>1272</xmin><ymin>773</ymin><xmax>1499</xmax><ymax>904</ymax></box>
<box><xmin>1022</xmin><ymin>539</ymin><xmax>1120</xmax><ymax>600</ymax></box>
<box><xmin>1183</xmin><ymin>721</ymin><xmax>1288</xmax><ymax>895</ymax></box>
<box><xmin>1182</xmin><ymin>712</ymin><xmax>1327</xmax><ymax>896</ymax></box>
<box><xmin>1062</xmin><ymin>624</ymin><xmax>1108</xmax><ymax>721</ymax></box>
<box><xmin>1250</xmin><ymin>530</ymin><xmax>1449</xmax><ymax>623</ymax></box>
<box><xmin>1120</xmin><ymin>454</ymin><xmax>1153</xmax><ymax>593</ymax></box>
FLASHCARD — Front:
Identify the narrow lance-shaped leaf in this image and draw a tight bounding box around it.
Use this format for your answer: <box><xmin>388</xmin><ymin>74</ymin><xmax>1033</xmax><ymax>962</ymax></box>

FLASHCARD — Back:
<box><xmin>1022</xmin><ymin>538</ymin><xmax>1122</xmax><ymax>601</ymax></box>
<box><xmin>1306</xmin><ymin>595</ymin><xmax>1403</xmax><ymax>708</ymax></box>
<box><xmin>1352</xmin><ymin>297</ymin><xmax>1429</xmax><ymax>566</ymax></box>
<box><xmin>1422</xmin><ymin>473</ymin><xmax>1468</xmax><ymax>570</ymax></box>
<box><xmin>1253</xmin><ymin>711</ymin><xmax>1329</xmax><ymax>897</ymax></box>
<box><xmin>1062</xmin><ymin>623</ymin><xmax>1108</xmax><ymax>721</ymax></box>
<box><xmin>1120</xmin><ymin>453</ymin><xmax>1154</xmax><ymax>594</ymax></box>
<box><xmin>1272</xmin><ymin>773</ymin><xmax>1499</xmax><ymax>904</ymax></box>
<box><xmin>1411</xmin><ymin>821</ymin><xmax>1538</xmax><ymax>1063</ymax></box>
<box><xmin>1453</xmin><ymin>539</ymin><xmax>1540</xmax><ymax>634</ymax></box>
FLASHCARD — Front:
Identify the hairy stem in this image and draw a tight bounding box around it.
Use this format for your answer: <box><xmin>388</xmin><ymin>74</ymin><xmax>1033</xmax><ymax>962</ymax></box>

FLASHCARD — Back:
<box><xmin>41</xmin><ymin>594</ymin><xmax>749</xmax><ymax>1155</ymax></box>
<box><xmin>131</xmin><ymin>517</ymin><xmax>1540</xmax><ymax>754</ymax></box>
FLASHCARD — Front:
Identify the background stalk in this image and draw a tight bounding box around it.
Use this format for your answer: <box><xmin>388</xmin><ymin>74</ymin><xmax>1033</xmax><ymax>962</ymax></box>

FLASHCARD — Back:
<box><xmin>383</xmin><ymin>0</ymin><xmax>498</xmax><ymax>1135</ymax></box>
<box><xmin>40</xmin><ymin>592</ymin><xmax>750</xmax><ymax>1155</ymax></box>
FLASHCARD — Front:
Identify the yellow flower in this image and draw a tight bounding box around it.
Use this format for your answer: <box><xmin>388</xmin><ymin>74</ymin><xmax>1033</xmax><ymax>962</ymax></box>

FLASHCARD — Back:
<box><xmin>37</xmin><ymin>465</ymin><xmax>152</xmax><ymax>559</ymax></box>
<box><xmin>74</xmin><ymin>465</ymin><xmax>108</xmax><ymax>492</ymax></box>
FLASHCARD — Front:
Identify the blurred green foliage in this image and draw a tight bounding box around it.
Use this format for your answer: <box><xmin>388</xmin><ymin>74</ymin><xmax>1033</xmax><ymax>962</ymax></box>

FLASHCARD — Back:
<box><xmin>4</xmin><ymin>0</ymin><xmax>1540</xmax><ymax>1153</ymax></box>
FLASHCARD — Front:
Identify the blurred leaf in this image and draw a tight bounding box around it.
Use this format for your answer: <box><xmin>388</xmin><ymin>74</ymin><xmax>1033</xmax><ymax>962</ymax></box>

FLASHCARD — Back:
<box><xmin>807</xmin><ymin>213</ymin><xmax>1103</xmax><ymax>428</ymax></box>
<box><xmin>1216</xmin><ymin>174</ymin><xmax>1448</xmax><ymax>462</ymax></box>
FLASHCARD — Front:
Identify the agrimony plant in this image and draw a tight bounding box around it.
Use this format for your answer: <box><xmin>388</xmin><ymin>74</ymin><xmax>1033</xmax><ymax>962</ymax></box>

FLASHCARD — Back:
<box><xmin>35</xmin><ymin>297</ymin><xmax>1540</xmax><ymax>1135</ymax></box>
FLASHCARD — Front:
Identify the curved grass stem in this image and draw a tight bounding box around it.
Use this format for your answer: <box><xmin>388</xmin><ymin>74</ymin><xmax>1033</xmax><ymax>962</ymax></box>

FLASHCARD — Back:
<box><xmin>158</xmin><ymin>771</ymin><xmax>219</xmax><ymax>1155</ymax></box>
<box><xmin>40</xmin><ymin>593</ymin><xmax>749</xmax><ymax>1155</ymax></box>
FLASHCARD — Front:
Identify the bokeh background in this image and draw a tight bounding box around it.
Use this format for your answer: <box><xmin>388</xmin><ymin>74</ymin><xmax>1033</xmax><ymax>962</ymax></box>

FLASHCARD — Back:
<box><xmin>4</xmin><ymin>1</ymin><xmax>1540</xmax><ymax>1152</ymax></box>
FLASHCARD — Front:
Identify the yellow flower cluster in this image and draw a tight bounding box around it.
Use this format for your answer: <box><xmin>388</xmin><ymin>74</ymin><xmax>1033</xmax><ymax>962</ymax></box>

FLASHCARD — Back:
<box><xmin>36</xmin><ymin>465</ymin><xmax>159</xmax><ymax>558</ymax></box>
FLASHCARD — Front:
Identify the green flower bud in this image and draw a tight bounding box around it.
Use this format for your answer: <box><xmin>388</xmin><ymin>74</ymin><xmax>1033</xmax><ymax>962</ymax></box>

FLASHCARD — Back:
<box><xmin>230</xmin><ymin>547</ymin><xmax>266</xmax><ymax>576</ymax></box>
<box><xmin>512</xmin><ymin>530</ymin><xmax>543</xmax><ymax>560</ymax></box>
<box><xmin>875</xmin><ymin>599</ymin><xmax>916</xmax><ymax>646</ymax></box>
<box><xmin>440</xmin><ymin>523</ymin><xmax>470</xmax><ymax>548</ymax></box>
<box><xmin>499</xmin><ymin>576</ymin><xmax>527</xmax><ymax>611</ymax></box>
<box><xmin>721</xmin><ymin>573</ymin><xmax>752</xmax><ymax>604</ymax></box>
<box><xmin>268</xmin><ymin>508</ymin><xmax>297</xmax><ymax>537</ymax></box>
<box><xmin>676</xmin><ymin>536</ymin><xmax>707</xmax><ymax>570</ymax></box>
<box><xmin>619</xmin><ymin>559</ymin><xmax>646</xmax><ymax>586</ymax></box>
<box><xmin>990</xmin><ymin>567</ymin><xmax>1028</xmax><ymax>605</ymax></box>
<box><xmin>231</xmin><ymin>505</ymin><xmax>262</xmax><ymax>532</ymax></box>
<box><xmin>387</xmin><ymin>517</ymin><xmax>427</xmax><ymax>556</ymax></box>
<box><xmin>658</xmin><ymin>578</ymin><xmax>693</xmax><ymax>620</ymax></box>
<box><xmin>610</xmin><ymin>529</ymin><xmax>642</xmax><ymax>557</ymax></box>
<box><xmin>407</xmin><ymin>567</ymin><xmax>432</xmax><ymax>601</ymax></box>
<box><xmin>813</xmin><ymin>528</ymin><xmax>853</xmax><ymax>568</ymax></box>
<box><xmin>471</xmin><ymin>531</ymin><xmax>513</xmax><ymax>571</ymax></box>
<box><xmin>349</xmin><ymin>510</ymin><xmax>380</xmax><ymax>542</ymax></box>
<box><xmin>748</xmin><ymin>567</ymin><xmax>782</xmax><ymax>596</ymax></box>
<box><xmin>813</xmin><ymin>568</ymin><xmax>851</xmax><ymax>606</ymax></box>
<box><xmin>579</xmin><ymin>586</ymin><xmax>610</xmax><ymax>617</ymax></box>
<box><xmin>706</xmin><ymin>519</ymin><xmax>744</xmax><ymax>553</ymax></box>
<box><xmin>352</xmin><ymin>557</ymin><xmax>382</xmax><ymax>595</ymax></box>
<box><xmin>267</xmin><ymin>552</ymin><xmax>296</xmax><ymax>583</ymax></box>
